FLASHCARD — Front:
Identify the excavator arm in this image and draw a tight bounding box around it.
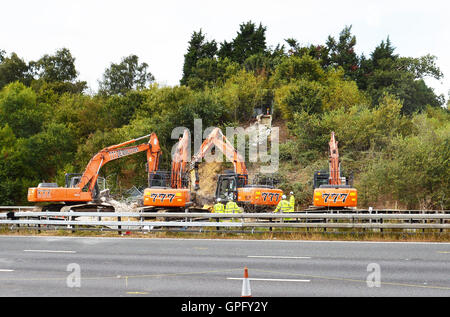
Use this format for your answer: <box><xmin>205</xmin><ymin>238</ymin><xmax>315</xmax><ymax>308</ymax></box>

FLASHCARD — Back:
<box><xmin>28</xmin><ymin>133</ymin><xmax>161</xmax><ymax>203</ymax></box>
<box><xmin>77</xmin><ymin>133</ymin><xmax>161</xmax><ymax>193</ymax></box>
<box><xmin>328</xmin><ymin>132</ymin><xmax>341</xmax><ymax>186</ymax></box>
<box><xmin>171</xmin><ymin>129</ymin><xmax>190</xmax><ymax>189</ymax></box>
<box><xmin>190</xmin><ymin>128</ymin><xmax>248</xmax><ymax>177</ymax></box>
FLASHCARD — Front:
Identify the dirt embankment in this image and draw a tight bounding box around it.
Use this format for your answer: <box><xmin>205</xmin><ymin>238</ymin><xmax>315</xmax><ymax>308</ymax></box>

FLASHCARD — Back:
<box><xmin>190</xmin><ymin>161</ymin><xmax>223</xmax><ymax>207</ymax></box>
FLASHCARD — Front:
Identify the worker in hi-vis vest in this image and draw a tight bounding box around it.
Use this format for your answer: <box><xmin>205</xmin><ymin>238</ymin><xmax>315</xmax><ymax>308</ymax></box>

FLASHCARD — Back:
<box><xmin>212</xmin><ymin>198</ymin><xmax>225</xmax><ymax>226</ymax></box>
<box><xmin>225</xmin><ymin>199</ymin><xmax>241</xmax><ymax>222</ymax></box>
<box><xmin>289</xmin><ymin>191</ymin><xmax>295</xmax><ymax>212</ymax></box>
<box><xmin>274</xmin><ymin>194</ymin><xmax>294</xmax><ymax>221</ymax></box>
<box><xmin>212</xmin><ymin>198</ymin><xmax>225</xmax><ymax>214</ymax></box>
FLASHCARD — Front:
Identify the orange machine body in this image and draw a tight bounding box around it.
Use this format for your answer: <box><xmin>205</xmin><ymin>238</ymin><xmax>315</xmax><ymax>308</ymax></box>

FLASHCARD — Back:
<box><xmin>313</xmin><ymin>187</ymin><xmax>357</xmax><ymax>208</ymax></box>
<box><xmin>237</xmin><ymin>187</ymin><xmax>283</xmax><ymax>207</ymax></box>
<box><xmin>143</xmin><ymin>188</ymin><xmax>190</xmax><ymax>208</ymax></box>
<box><xmin>28</xmin><ymin>187</ymin><xmax>92</xmax><ymax>203</ymax></box>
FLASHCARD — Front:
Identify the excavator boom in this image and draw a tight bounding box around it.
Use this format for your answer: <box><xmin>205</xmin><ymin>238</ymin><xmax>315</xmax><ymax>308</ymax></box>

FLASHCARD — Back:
<box><xmin>190</xmin><ymin>128</ymin><xmax>247</xmax><ymax>175</ymax></box>
<box><xmin>328</xmin><ymin>132</ymin><xmax>341</xmax><ymax>186</ymax></box>
<box><xmin>28</xmin><ymin>133</ymin><xmax>160</xmax><ymax>206</ymax></box>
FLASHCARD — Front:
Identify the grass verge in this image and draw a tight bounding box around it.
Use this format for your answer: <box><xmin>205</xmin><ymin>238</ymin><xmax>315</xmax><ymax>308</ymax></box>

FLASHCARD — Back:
<box><xmin>1</xmin><ymin>225</ymin><xmax>449</xmax><ymax>242</ymax></box>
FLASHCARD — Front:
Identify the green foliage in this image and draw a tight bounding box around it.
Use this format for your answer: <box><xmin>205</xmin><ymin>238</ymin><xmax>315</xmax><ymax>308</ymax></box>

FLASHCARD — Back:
<box><xmin>181</xmin><ymin>30</ymin><xmax>218</xmax><ymax>86</ymax></box>
<box><xmin>325</xmin><ymin>25</ymin><xmax>359</xmax><ymax>80</ymax></box>
<box><xmin>99</xmin><ymin>55</ymin><xmax>155</xmax><ymax>95</ymax></box>
<box><xmin>274</xmin><ymin>79</ymin><xmax>324</xmax><ymax>117</ymax></box>
<box><xmin>288</xmin><ymin>94</ymin><xmax>412</xmax><ymax>155</ymax></box>
<box><xmin>219</xmin><ymin>69</ymin><xmax>269</xmax><ymax>122</ymax></box>
<box><xmin>359</xmin><ymin>112</ymin><xmax>449</xmax><ymax>209</ymax></box>
<box><xmin>218</xmin><ymin>21</ymin><xmax>267</xmax><ymax>64</ymax></box>
<box><xmin>0</xmin><ymin>52</ymin><xmax>32</xmax><ymax>89</ymax></box>
<box><xmin>0</xmin><ymin>82</ymin><xmax>47</xmax><ymax>138</ymax></box>
<box><xmin>30</xmin><ymin>48</ymin><xmax>78</xmax><ymax>83</ymax></box>
<box><xmin>272</xmin><ymin>55</ymin><xmax>325</xmax><ymax>84</ymax></box>
<box><xmin>0</xmin><ymin>22</ymin><xmax>447</xmax><ymax>210</ymax></box>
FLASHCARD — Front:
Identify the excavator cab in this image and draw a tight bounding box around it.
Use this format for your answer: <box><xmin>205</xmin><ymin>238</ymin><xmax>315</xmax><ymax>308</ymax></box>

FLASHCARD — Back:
<box><xmin>313</xmin><ymin>170</ymin><xmax>352</xmax><ymax>189</ymax></box>
<box><xmin>215</xmin><ymin>172</ymin><xmax>248</xmax><ymax>202</ymax></box>
<box><xmin>148</xmin><ymin>170</ymin><xmax>171</xmax><ymax>188</ymax></box>
<box><xmin>65</xmin><ymin>173</ymin><xmax>82</xmax><ymax>188</ymax></box>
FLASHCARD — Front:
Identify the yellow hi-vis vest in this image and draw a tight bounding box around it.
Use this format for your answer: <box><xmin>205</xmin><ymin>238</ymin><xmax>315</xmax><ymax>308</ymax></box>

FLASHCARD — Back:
<box><xmin>225</xmin><ymin>201</ymin><xmax>241</xmax><ymax>222</ymax></box>
<box><xmin>225</xmin><ymin>201</ymin><xmax>240</xmax><ymax>213</ymax></box>
<box><xmin>289</xmin><ymin>195</ymin><xmax>295</xmax><ymax>212</ymax></box>
<box><xmin>212</xmin><ymin>202</ymin><xmax>225</xmax><ymax>223</ymax></box>
<box><xmin>212</xmin><ymin>203</ymin><xmax>225</xmax><ymax>213</ymax></box>
<box><xmin>274</xmin><ymin>199</ymin><xmax>291</xmax><ymax>213</ymax></box>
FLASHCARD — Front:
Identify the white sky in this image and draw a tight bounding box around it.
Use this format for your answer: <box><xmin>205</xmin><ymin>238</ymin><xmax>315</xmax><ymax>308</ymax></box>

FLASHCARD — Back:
<box><xmin>1</xmin><ymin>0</ymin><xmax>449</xmax><ymax>101</ymax></box>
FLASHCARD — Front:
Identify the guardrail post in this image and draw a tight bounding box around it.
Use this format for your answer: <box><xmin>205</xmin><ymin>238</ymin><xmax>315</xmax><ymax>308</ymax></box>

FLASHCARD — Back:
<box><xmin>118</xmin><ymin>216</ymin><xmax>122</xmax><ymax>235</ymax></box>
<box><xmin>68</xmin><ymin>210</ymin><xmax>75</xmax><ymax>234</ymax></box>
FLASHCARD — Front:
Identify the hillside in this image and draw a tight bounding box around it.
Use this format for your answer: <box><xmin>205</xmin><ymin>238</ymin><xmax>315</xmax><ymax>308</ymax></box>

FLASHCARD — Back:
<box><xmin>0</xmin><ymin>22</ymin><xmax>448</xmax><ymax>210</ymax></box>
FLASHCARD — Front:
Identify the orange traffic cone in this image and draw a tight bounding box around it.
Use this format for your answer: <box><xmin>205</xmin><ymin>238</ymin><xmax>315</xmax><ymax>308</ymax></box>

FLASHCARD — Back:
<box><xmin>241</xmin><ymin>267</ymin><xmax>252</xmax><ymax>297</ymax></box>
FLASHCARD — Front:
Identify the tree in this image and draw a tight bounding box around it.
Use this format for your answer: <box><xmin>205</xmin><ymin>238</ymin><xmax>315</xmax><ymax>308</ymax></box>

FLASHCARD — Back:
<box><xmin>274</xmin><ymin>79</ymin><xmax>324</xmax><ymax>118</ymax></box>
<box><xmin>326</xmin><ymin>25</ymin><xmax>359</xmax><ymax>80</ymax></box>
<box><xmin>0</xmin><ymin>82</ymin><xmax>46</xmax><ymax>138</ymax></box>
<box><xmin>272</xmin><ymin>55</ymin><xmax>325</xmax><ymax>85</ymax></box>
<box><xmin>285</xmin><ymin>39</ymin><xmax>330</xmax><ymax>68</ymax></box>
<box><xmin>371</xmin><ymin>37</ymin><xmax>397</xmax><ymax>68</ymax></box>
<box><xmin>98</xmin><ymin>55</ymin><xmax>155</xmax><ymax>95</ymax></box>
<box><xmin>218</xmin><ymin>21</ymin><xmax>267</xmax><ymax>64</ymax></box>
<box><xmin>0</xmin><ymin>52</ymin><xmax>32</xmax><ymax>89</ymax></box>
<box><xmin>365</xmin><ymin>53</ymin><xmax>444</xmax><ymax>113</ymax></box>
<box><xmin>181</xmin><ymin>30</ymin><xmax>218</xmax><ymax>86</ymax></box>
<box><xmin>29</xmin><ymin>48</ymin><xmax>87</xmax><ymax>94</ymax></box>
<box><xmin>243</xmin><ymin>44</ymin><xmax>285</xmax><ymax>77</ymax></box>
<box><xmin>31</xmin><ymin>48</ymin><xmax>78</xmax><ymax>83</ymax></box>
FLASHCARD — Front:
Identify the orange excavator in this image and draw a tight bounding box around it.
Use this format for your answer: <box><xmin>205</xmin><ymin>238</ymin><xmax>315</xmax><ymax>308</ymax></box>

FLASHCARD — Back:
<box><xmin>312</xmin><ymin>132</ymin><xmax>357</xmax><ymax>208</ymax></box>
<box><xmin>28</xmin><ymin>133</ymin><xmax>161</xmax><ymax>212</ymax></box>
<box><xmin>142</xmin><ymin>129</ymin><xmax>191</xmax><ymax>209</ymax></box>
<box><xmin>190</xmin><ymin>127</ymin><xmax>283</xmax><ymax>211</ymax></box>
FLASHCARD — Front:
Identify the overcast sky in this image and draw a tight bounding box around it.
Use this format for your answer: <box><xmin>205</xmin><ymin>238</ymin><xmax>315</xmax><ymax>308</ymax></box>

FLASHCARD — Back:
<box><xmin>1</xmin><ymin>0</ymin><xmax>449</xmax><ymax>101</ymax></box>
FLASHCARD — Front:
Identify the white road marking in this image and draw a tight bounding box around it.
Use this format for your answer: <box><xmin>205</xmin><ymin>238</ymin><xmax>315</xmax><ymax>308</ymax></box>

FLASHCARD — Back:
<box><xmin>0</xmin><ymin>269</ymin><xmax>14</xmax><ymax>272</ymax></box>
<box><xmin>248</xmin><ymin>255</ymin><xmax>311</xmax><ymax>259</ymax></box>
<box><xmin>227</xmin><ymin>277</ymin><xmax>310</xmax><ymax>282</ymax></box>
<box><xmin>23</xmin><ymin>250</ymin><xmax>76</xmax><ymax>253</ymax></box>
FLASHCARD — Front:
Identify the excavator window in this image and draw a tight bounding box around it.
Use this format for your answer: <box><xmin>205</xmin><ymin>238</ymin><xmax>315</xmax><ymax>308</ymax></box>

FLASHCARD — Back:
<box><xmin>148</xmin><ymin>171</ymin><xmax>171</xmax><ymax>188</ymax></box>
<box><xmin>313</xmin><ymin>170</ymin><xmax>353</xmax><ymax>189</ymax></box>
<box><xmin>65</xmin><ymin>173</ymin><xmax>82</xmax><ymax>188</ymax></box>
<box><xmin>216</xmin><ymin>175</ymin><xmax>237</xmax><ymax>201</ymax></box>
<box><xmin>313</xmin><ymin>171</ymin><xmax>329</xmax><ymax>189</ymax></box>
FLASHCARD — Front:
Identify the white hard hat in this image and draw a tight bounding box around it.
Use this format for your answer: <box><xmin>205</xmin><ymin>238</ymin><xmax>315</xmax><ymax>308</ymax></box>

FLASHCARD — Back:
<box><xmin>290</xmin><ymin>191</ymin><xmax>293</xmax><ymax>195</ymax></box>
<box><xmin>282</xmin><ymin>195</ymin><xmax>286</xmax><ymax>199</ymax></box>
<box><xmin>217</xmin><ymin>198</ymin><xmax>221</xmax><ymax>202</ymax></box>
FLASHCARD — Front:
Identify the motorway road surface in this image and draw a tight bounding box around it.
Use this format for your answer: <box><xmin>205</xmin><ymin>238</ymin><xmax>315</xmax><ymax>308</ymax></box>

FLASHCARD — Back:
<box><xmin>0</xmin><ymin>236</ymin><xmax>449</xmax><ymax>297</ymax></box>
